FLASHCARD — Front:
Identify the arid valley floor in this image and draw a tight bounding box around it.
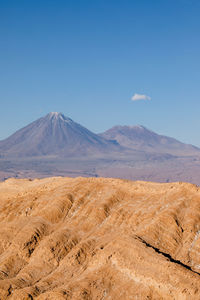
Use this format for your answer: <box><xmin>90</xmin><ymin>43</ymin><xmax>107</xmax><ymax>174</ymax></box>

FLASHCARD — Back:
<box><xmin>0</xmin><ymin>177</ymin><xmax>200</xmax><ymax>299</ymax></box>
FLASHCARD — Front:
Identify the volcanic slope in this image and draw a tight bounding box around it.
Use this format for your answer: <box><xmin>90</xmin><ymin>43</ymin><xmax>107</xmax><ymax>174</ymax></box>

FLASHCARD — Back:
<box><xmin>0</xmin><ymin>112</ymin><xmax>120</xmax><ymax>157</ymax></box>
<box><xmin>100</xmin><ymin>125</ymin><xmax>200</xmax><ymax>156</ymax></box>
<box><xmin>0</xmin><ymin>177</ymin><xmax>200</xmax><ymax>299</ymax></box>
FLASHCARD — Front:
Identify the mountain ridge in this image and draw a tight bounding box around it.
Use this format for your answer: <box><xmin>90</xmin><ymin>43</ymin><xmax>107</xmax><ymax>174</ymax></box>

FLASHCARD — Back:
<box><xmin>99</xmin><ymin>124</ymin><xmax>200</xmax><ymax>156</ymax></box>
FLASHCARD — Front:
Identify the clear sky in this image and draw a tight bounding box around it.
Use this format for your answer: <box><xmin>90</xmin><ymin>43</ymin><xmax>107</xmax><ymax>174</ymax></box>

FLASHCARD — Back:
<box><xmin>0</xmin><ymin>0</ymin><xmax>200</xmax><ymax>145</ymax></box>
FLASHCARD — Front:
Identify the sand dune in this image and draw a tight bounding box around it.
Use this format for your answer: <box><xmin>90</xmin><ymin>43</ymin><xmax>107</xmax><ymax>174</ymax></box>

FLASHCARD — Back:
<box><xmin>0</xmin><ymin>177</ymin><xmax>200</xmax><ymax>299</ymax></box>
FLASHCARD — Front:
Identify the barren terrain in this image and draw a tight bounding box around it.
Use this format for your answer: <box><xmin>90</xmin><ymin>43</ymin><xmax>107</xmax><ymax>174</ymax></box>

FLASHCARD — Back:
<box><xmin>0</xmin><ymin>177</ymin><xmax>200</xmax><ymax>299</ymax></box>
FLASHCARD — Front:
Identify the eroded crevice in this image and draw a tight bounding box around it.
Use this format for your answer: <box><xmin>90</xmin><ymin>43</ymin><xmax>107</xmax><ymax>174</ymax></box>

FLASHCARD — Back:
<box><xmin>136</xmin><ymin>236</ymin><xmax>200</xmax><ymax>276</ymax></box>
<box><xmin>175</xmin><ymin>218</ymin><xmax>184</xmax><ymax>232</ymax></box>
<box><xmin>7</xmin><ymin>285</ymin><xmax>12</xmax><ymax>297</ymax></box>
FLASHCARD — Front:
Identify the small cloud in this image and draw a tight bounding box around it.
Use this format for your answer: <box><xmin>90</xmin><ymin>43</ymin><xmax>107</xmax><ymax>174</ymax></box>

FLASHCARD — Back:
<box><xmin>131</xmin><ymin>93</ymin><xmax>151</xmax><ymax>101</ymax></box>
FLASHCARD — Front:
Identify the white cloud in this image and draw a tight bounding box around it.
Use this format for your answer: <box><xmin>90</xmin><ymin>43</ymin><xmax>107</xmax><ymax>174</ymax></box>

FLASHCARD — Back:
<box><xmin>131</xmin><ymin>93</ymin><xmax>151</xmax><ymax>101</ymax></box>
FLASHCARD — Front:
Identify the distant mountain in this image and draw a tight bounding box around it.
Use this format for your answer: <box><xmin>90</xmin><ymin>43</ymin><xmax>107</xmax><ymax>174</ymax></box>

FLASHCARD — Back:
<box><xmin>0</xmin><ymin>112</ymin><xmax>121</xmax><ymax>157</ymax></box>
<box><xmin>99</xmin><ymin>125</ymin><xmax>200</xmax><ymax>156</ymax></box>
<box><xmin>1</xmin><ymin>113</ymin><xmax>200</xmax><ymax>184</ymax></box>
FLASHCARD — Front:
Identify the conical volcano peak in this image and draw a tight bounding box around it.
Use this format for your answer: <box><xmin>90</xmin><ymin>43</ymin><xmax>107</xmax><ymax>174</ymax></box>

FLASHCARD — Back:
<box><xmin>0</xmin><ymin>111</ymin><xmax>120</xmax><ymax>157</ymax></box>
<box><xmin>48</xmin><ymin>112</ymin><xmax>64</xmax><ymax>119</ymax></box>
<box><xmin>49</xmin><ymin>112</ymin><xmax>60</xmax><ymax>117</ymax></box>
<box><xmin>47</xmin><ymin>112</ymin><xmax>73</xmax><ymax>123</ymax></box>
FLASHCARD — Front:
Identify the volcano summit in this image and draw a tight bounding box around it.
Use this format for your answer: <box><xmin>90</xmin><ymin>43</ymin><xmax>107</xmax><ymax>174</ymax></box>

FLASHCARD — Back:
<box><xmin>0</xmin><ymin>112</ymin><xmax>120</xmax><ymax>157</ymax></box>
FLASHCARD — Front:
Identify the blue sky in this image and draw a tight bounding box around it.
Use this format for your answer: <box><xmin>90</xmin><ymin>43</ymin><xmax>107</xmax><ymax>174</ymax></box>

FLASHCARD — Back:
<box><xmin>0</xmin><ymin>0</ymin><xmax>200</xmax><ymax>145</ymax></box>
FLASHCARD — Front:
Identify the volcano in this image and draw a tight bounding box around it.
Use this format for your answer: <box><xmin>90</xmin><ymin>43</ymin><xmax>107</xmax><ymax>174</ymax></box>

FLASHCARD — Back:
<box><xmin>99</xmin><ymin>125</ymin><xmax>200</xmax><ymax>156</ymax></box>
<box><xmin>0</xmin><ymin>112</ymin><xmax>120</xmax><ymax>157</ymax></box>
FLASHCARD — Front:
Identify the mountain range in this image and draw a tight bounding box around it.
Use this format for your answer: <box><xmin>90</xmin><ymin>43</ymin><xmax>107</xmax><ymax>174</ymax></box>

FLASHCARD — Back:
<box><xmin>0</xmin><ymin>112</ymin><xmax>200</xmax><ymax>184</ymax></box>
<box><xmin>0</xmin><ymin>112</ymin><xmax>199</xmax><ymax>157</ymax></box>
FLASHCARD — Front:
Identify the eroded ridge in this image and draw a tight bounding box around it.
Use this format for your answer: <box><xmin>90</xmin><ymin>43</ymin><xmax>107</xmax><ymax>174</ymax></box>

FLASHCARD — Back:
<box><xmin>0</xmin><ymin>177</ymin><xmax>200</xmax><ymax>299</ymax></box>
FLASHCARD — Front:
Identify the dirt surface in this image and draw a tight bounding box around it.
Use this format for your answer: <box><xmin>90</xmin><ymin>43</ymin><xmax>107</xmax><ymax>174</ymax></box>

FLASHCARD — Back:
<box><xmin>0</xmin><ymin>176</ymin><xmax>200</xmax><ymax>299</ymax></box>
